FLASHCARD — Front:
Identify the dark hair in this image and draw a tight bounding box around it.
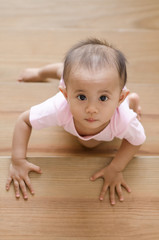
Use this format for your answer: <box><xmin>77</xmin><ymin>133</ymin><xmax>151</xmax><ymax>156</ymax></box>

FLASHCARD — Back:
<box><xmin>63</xmin><ymin>38</ymin><xmax>127</xmax><ymax>88</ymax></box>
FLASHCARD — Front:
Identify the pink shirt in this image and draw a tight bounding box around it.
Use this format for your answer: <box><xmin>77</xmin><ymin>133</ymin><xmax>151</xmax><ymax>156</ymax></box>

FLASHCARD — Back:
<box><xmin>30</xmin><ymin>91</ymin><xmax>146</xmax><ymax>146</ymax></box>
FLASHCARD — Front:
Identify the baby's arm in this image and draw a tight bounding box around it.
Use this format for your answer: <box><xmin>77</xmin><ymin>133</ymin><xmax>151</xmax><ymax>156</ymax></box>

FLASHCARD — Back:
<box><xmin>6</xmin><ymin>111</ymin><xmax>42</xmax><ymax>199</ymax></box>
<box><xmin>18</xmin><ymin>63</ymin><xmax>63</xmax><ymax>82</ymax></box>
<box><xmin>90</xmin><ymin>139</ymin><xmax>141</xmax><ymax>205</ymax></box>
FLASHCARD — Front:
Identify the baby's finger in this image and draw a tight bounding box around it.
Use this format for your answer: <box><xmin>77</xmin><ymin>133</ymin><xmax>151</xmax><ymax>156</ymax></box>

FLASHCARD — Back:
<box><xmin>6</xmin><ymin>177</ymin><xmax>12</xmax><ymax>191</ymax></box>
<box><xmin>116</xmin><ymin>184</ymin><xmax>124</xmax><ymax>202</ymax></box>
<box><xmin>90</xmin><ymin>170</ymin><xmax>103</xmax><ymax>181</ymax></box>
<box><xmin>19</xmin><ymin>180</ymin><xmax>28</xmax><ymax>200</ymax></box>
<box><xmin>122</xmin><ymin>181</ymin><xmax>131</xmax><ymax>193</ymax></box>
<box><xmin>17</xmin><ymin>77</ymin><xmax>23</xmax><ymax>82</ymax></box>
<box><xmin>25</xmin><ymin>176</ymin><xmax>34</xmax><ymax>195</ymax></box>
<box><xmin>99</xmin><ymin>184</ymin><xmax>108</xmax><ymax>201</ymax></box>
<box><xmin>13</xmin><ymin>179</ymin><xmax>20</xmax><ymax>198</ymax></box>
<box><xmin>29</xmin><ymin>163</ymin><xmax>42</xmax><ymax>174</ymax></box>
<box><xmin>17</xmin><ymin>72</ymin><xmax>24</xmax><ymax>82</ymax></box>
<box><xmin>110</xmin><ymin>186</ymin><xmax>115</xmax><ymax>205</ymax></box>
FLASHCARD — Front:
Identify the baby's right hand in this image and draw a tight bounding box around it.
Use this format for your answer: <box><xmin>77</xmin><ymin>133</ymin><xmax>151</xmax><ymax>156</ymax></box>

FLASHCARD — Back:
<box><xmin>6</xmin><ymin>159</ymin><xmax>42</xmax><ymax>199</ymax></box>
<box><xmin>18</xmin><ymin>68</ymin><xmax>44</xmax><ymax>82</ymax></box>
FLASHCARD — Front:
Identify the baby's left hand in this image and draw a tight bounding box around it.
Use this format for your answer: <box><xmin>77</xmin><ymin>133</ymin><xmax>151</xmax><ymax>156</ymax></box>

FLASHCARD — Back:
<box><xmin>90</xmin><ymin>163</ymin><xmax>131</xmax><ymax>205</ymax></box>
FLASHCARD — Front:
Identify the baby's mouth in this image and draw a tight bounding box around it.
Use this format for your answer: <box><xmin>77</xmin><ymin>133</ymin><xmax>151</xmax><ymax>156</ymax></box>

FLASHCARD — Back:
<box><xmin>85</xmin><ymin>118</ymin><xmax>97</xmax><ymax>123</ymax></box>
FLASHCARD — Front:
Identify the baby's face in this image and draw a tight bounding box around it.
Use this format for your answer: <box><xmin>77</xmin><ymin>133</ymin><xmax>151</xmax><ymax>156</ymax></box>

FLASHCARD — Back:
<box><xmin>64</xmin><ymin>67</ymin><xmax>124</xmax><ymax>136</ymax></box>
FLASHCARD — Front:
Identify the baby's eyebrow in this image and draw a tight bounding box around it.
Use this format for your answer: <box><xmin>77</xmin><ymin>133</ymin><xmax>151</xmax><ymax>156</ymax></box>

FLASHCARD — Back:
<box><xmin>74</xmin><ymin>89</ymin><xmax>112</xmax><ymax>95</ymax></box>
<box><xmin>98</xmin><ymin>90</ymin><xmax>111</xmax><ymax>95</ymax></box>
<box><xmin>74</xmin><ymin>89</ymin><xmax>86</xmax><ymax>93</ymax></box>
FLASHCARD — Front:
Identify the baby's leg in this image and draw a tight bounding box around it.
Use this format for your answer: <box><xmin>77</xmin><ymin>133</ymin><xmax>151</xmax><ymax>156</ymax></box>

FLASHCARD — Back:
<box><xmin>78</xmin><ymin>138</ymin><xmax>102</xmax><ymax>148</ymax></box>
<box><xmin>18</xmin><ymin>63</ymin><xmax>63</xmax><ymax>82</ymax></box>
<box><xmin>128</xmin><ymin>93</ymin><xmax>141</xmax><ymax>120</ymax></box>
<box><xmin>18</xmin><ymin>68</ymin><xmax>45</xmax><ymax>82</ymax></box>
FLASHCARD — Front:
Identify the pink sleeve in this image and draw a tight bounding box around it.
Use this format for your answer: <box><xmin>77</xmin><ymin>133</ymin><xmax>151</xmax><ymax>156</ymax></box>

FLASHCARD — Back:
<box><xmin>121</xmin><ymin>118</ymin><xmax>146</xmax><ymax>145</ymax></box>
<box><xmin>30</xmin><ymin>93</ymin><xmax>60</xmax><ymax>130</ymax></box>
<box><xmin>111</xmin><ymin>99</ymin><xmax>146</xmax><ymax>145</ymax></box>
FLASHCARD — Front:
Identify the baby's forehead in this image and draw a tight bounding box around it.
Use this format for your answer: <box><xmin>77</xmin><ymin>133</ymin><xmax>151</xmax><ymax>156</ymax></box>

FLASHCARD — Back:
<box><xmin>67</xmin><ymin>67</ymin><xmax>121</xmax><ymax>90</ymax></box>
<box><xmin>68</xmin><ymin>66</ymin><xmax>120</xmax><ymax>83</ymax></box>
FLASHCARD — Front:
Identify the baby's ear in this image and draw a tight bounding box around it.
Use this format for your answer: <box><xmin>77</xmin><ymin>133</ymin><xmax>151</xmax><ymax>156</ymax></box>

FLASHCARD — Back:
<box><xmin>59</xmin><ymin>86</ymin><xmax>68</xmax><ymax>99</ymax></box>
<box><xmin>118</xmin><ymin>88</ymin><xmax>130</xmax><ymax>106</ymax></box>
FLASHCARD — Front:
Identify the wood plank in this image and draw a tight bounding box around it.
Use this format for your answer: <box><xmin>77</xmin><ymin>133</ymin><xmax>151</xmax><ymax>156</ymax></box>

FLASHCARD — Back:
<box><xmin>1</xmin><ymin>82</ymin><xmax>159</xmax><ymax>114</ymax></box>
<box><xmin>1</xmin><ymin>156</ymin><xmax>159</xmax><ymax>239</ymax></box>
<box><xmin>0</xmin><ymin>83</ymin><xmax>158</xmax><ymax>156</ymax></box>
<box><xmin>0</xmin><ymin>112</ymin><xmax>158</xmax><ymax>157</ymax></box>
<box><xmin>0</xmin><ymin>82</ymin><xmax>60</xmax><ymax>112</ymax></box>
<box><xmin>0</xmin><ymin>30</ymin><xmax>158</xmax><ymax>84</ymax></box>
<box><xmin>0</xmin><ymin>0</ymin><xmax>158</xmax><ymax>31</ymax></box>
<box><xmin>1</xmin><ymin>0</ymin><xmax>159</xmax><ymax>239</ymax></box>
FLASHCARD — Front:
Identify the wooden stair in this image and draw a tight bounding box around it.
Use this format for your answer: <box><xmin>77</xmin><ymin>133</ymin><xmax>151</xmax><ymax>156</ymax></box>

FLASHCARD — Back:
<box><xmin>0</xmin><ymin>0</ymin><xmax>159</xmax><ymax>239</ymax></box>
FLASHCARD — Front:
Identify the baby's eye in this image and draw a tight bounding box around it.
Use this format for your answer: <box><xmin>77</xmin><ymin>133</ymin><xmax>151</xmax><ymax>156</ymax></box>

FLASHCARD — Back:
<box><xmin>99</xmin><ymin>95</ymin><xmax>108</xmax><ymax>102</ymax></box>
<box><xmin>77</xmin><ymin>94</ymin><xmax>87</xmax><ymax>101</ymax></box>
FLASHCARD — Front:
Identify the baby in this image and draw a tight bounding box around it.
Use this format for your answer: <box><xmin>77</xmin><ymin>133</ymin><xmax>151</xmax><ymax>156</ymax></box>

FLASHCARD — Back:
<box><xmin>6</xmin><ymin>38</ymin><xmax>146</xmax><ymax>205</ymax></box>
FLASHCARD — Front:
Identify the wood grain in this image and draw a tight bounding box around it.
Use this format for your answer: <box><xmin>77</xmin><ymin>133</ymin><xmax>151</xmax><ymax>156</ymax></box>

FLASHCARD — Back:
<box><xmin>1</xmin><ymin>156</ymin><xmax>159</xmax><ymax>240</ymax></box>
<box><xmin>0</xmin><ymin>0</ymin><xmax>159</xmax><ymax>239</ymax></box>
<box><xmin>0</xmin><ymin>0</ymin><xmax>158</xmax><ymax>30</ymax></box>
<box><xmin>0</xmin><ymin>31</ymin><xmax>158</xmax><ymax>84</ymax></box>
<box><xmin>1</xmin><ymin>82</ymin><xmax>159</xmax><ymax>114</ymax></box>
<box><xmin>0</xmin><ymin>83</ymin><xmax>158</xmax><ymax>156</ymax></box>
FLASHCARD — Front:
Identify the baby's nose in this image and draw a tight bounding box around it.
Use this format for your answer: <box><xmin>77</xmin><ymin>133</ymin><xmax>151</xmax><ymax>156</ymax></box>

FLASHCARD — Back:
<box><xmin>86</xmin><ymin>103</ymin><xmax>98</xmax><ymax>114</ymax></box>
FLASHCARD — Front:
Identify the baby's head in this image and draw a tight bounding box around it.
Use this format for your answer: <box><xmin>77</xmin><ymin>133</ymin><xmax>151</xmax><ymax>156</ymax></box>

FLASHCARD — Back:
<box><xmin>63</xmin><ymin>38</ymin><xmax>127</xmax><ymax>89</ymax></box>
<box><xmin>60</xmin><ymin>39</ymin><xmax>129</xmax><ymax>136</ymax></box>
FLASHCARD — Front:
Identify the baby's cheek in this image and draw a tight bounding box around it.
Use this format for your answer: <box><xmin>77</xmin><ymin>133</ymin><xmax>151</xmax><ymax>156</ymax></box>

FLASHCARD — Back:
<box><xmin>101</xmin><ymin>104</ymin><xmax>116</xmax><ymax>119</ymax></box>
<box><xmin>70</xmin><ymin>104</ymin><xmax>80</xmax><ymax>116</ymax></box>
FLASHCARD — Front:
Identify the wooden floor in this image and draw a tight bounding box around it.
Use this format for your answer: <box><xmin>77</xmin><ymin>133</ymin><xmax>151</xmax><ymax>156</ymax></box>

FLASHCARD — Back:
<box><xmin>1</xmin><ymin>156</ymin><xmax>159</xmax><ymax>239</ymax></box>
<box><xmin>0</xmin><ymin>0</ymin><xmax>159</xmax><ymax>239</ymax></box>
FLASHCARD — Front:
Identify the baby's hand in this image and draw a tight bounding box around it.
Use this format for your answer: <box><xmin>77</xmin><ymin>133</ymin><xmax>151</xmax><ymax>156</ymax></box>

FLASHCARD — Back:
<box><xmin>90</xmin><ymin>164</ymin><xmax>131</xmax><ymax>205</ymax></box>
<box><xmin>18</xmin><ymin>68</ymin><xmax>44</xmax><ymax>82</ymax></box>
<box><xmin>6</xmin><ymin>159</ymin><xmax>42</xmax><ymax>199</ymax></box>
